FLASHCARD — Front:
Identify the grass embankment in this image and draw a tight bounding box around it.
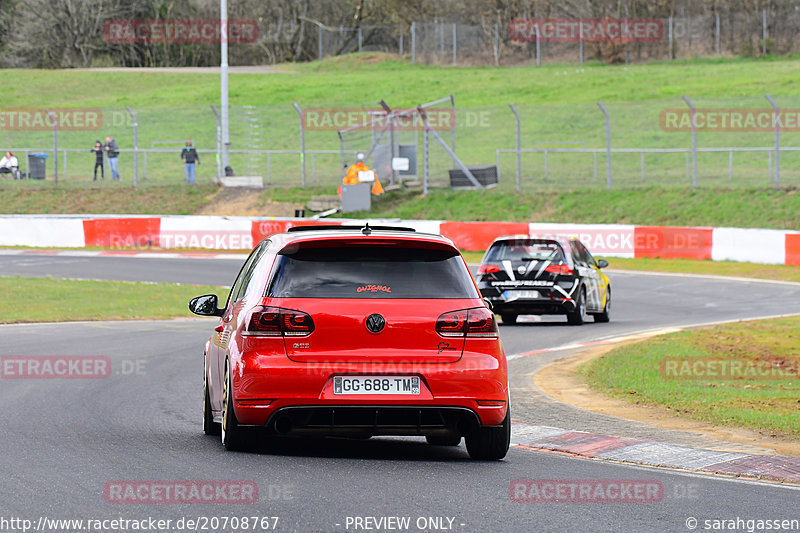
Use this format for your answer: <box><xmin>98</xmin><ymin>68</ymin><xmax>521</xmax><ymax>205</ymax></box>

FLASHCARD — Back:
<box><xmin>580</xmin><ymin>317</ymin><xmax>800</xmax><ymax>437</ymax></box>
<box><xmin>0</xmin><ymin>183</ymin><xmax>216</xmax><ymax>214</ymax></box>
<box><xmin>3</xmin><ymin>185</ymin><xmax>800</xmax><ymax>231</ymax></box>
<box><xmin>0</xmin><ymin>277</ymin><xmax>227</xmax><ymax>323</ymax></box>
<box><xmin>4</xmin><ymin>55</ymin><xmax>799</xmax><ymax>109</ymax></box>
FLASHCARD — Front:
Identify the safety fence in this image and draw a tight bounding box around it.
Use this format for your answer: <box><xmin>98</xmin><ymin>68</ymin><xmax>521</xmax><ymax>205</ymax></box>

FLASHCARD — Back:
<box><xmin>2</xmin><ymin>95</ymin><xmax>799</xmax><ymax>190</ymax></box>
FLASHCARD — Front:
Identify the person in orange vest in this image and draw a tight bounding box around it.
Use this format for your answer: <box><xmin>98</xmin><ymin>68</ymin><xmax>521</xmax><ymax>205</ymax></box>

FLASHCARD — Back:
<box><xmin>344</xmin><ymin>153</ymin><xmax>384</xmax><ymax>195</ymax></box>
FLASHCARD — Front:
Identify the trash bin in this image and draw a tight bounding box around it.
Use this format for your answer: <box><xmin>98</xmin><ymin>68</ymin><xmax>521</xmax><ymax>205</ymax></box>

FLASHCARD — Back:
<box><xmin>27</xmin><ymin>153</ymin><xmax>48</xmax><ymax>179</ymax></box>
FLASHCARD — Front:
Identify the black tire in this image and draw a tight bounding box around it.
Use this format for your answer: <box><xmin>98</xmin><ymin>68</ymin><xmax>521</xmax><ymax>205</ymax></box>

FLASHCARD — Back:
<box><xmin>221</xmin><ymin>360</ymin><xmax>247</xmax><ymax>451</ymax></box>
<box><xmin>203</xmin><ymin>365</ymin><xmax>221</xmax><ymax>436</ymax></box>
<box><xmin>465</xmin><ymin>410</ymin><xmax>510</xmax><ymax>460</ymax></box>
<box><xmin>566</xmin><ymin>287</ymin><xmax>586</xmax><ymax>325</ymax></box>
<box><xmin>593</xmin><ymin>287</ymin><xmax>611</xmax><ymax>323</ymax></box>
<box><xmin>426</xmin><ymin>434</ymin><xmax>462</xmax><ymax>446</ymax></box>
<box><xmin>501</xmin><ymin>313</ymin><xmax>518</xmax><ymax>325</ymax></box>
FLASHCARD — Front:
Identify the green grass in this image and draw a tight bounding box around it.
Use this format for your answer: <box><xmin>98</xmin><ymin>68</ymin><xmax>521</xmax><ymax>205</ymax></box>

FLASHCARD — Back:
<box><xmin>341</xmin><ymin>186</ymin><xmax>800</xmax><ymax>229</ymax></box>
<box><xmin>580</xmin><ymin>317</ymin><xmax>800</xmax><ymax>437</ymax></box>
<box><xmin>601</xmin><ymin>257</ymin><xmax>800</xmax><ymax>283</ymax></box>
<box><xmin>0</xmin><ymin>183</ymin><xmax>216</xmax><ymax>214</ymax></box>
<box><xmin>4</xmin><ymin>185</ymin><xmax>800</xmax><ymax>230</ymax></box>
<box><xmin>0</xmin><ymin>276</ymin><xmax>228</xmax><ymax>323</ymax></box>
<box><xmin>3</xmin><ymin>54</ymin><xmax>800</xmax><ymax>109</ymax></box>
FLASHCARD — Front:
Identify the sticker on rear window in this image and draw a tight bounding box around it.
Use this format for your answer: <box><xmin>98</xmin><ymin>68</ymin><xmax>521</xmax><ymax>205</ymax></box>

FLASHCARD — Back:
<box><xmin>357</xmin><ymin>284</ymin><xmax>392</xmax><ymax>294</ymax></box>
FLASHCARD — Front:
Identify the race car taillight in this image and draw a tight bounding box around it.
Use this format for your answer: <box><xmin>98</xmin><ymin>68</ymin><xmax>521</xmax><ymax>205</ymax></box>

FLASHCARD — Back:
<box><xmin>243</xmin><ymin>306</ymin><xmax>315</xmax><ymax>337</ymax></box>
<box><xmin>436</xmin><ymin>308</ymin><xmax>497</xmax><ymax>338</ymax></box>
<box><xmin>545</xmin><ymin>264</ymin><xmax>574</xmax><ymax>275</ymax></box>
<box><xmin>478</xmin><ymin>264</ymin><xmax>501</xmax><ymax>274</ymax></box>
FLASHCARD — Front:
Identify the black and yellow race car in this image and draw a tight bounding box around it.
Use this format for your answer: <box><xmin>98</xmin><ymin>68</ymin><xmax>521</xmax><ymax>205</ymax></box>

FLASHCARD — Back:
<box><xmin>477</xmin><ymin>235</ymin><xmax>611</xmax><ymax>325</ymax></box>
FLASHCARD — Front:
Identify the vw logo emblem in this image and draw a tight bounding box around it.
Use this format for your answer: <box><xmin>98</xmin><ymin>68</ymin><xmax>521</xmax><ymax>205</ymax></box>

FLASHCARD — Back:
<box><xmin>366</xmin><ymin>314</ymin><xmax>385</xmax><ymax>333</ymax></box>
<box><xmin>517</xmin><ymin>266</ymin><xmax>526</xmax><ymax>275</ymax></box>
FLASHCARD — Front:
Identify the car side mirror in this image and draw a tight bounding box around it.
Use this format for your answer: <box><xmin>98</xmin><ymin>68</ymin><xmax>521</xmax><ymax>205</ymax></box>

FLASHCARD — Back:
<box><xmin>188</xmin><ymin>294</ymin><xmax>224</xmax><ymax>317</ymax></box>
<box><xmin>597</xmin><ymin>259</ymin><xmax>609</xmax><ymax>269</ymax></box>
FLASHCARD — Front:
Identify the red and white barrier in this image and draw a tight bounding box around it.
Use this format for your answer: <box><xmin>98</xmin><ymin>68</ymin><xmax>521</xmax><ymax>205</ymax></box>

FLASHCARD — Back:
<box><xmin>0</xmin><ymin>215</ymin><xmax>798</xmax><ymax>267</ymax></box>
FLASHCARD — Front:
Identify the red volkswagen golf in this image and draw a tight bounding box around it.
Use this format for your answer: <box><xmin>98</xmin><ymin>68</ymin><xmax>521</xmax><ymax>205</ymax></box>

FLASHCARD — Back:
<box><xmin>189</xmin><ymin>224</ymin><xmax>510</xmax><ymax>460</ymax></box>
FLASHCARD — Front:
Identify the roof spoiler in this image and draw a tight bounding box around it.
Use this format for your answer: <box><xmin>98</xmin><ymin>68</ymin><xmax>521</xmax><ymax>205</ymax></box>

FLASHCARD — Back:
<box><xmin>287</xmin><ymin>223</ymin><xmax>416</xmax><ymax>235</ymax></box>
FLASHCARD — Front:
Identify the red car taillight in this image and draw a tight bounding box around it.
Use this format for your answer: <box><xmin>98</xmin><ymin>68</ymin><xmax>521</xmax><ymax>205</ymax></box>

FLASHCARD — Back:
<box><xmin>436</xmin><ymin>307</ymin><xmax>497</xmax><ymax>338</ymax></box>
<box><xmin>544</xmin><ymin>264</ymin><xmax>574</xmax><ymax>275</ymax></box>
<box><xmin>478</xmin><ymin>264</ymin><xmax>501</xmax><ymax>274</ymax></box>
<box><xmin>243</xmin><ymin>306</ymin><xmax>315</xmax><ymax>337</ymax></box>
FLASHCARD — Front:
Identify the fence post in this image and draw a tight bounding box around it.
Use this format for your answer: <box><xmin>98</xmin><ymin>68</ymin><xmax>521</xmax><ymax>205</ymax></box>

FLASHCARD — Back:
<box><xmin>728</xmin><ymin>150</ymin><xmax>733</xmax><ymax>181</ymax></box>
<box><xmin>493</xmin><ymin>23</ymin><xmax>499</xmax><ymax>66</ymax></box>
<box><xmin>126</xmin><ymin>106</ymin><xmax>138</xmax><ymax>187</ymax></box>
<box><xmin>715</xmin><ymin>14</ymin><xmax>720</xmax><ymax>55</ymax></box>
<box><xmin>641</xmin><ymin>152</ymin><xmax>645</xmax><ymax>181</ymax></box>
<box><xmin>508</xmin><ymin>104</ymin><xmax>521</xmax><ymax>191</ymax></box>
<box><xmin>210</xmin><ymin>104</ymin><xmax>222</xmax><ymax>182</ymax></box>
<box><xmin>358</xmin><ymin>27</ymin><xmax>363</xmax><ymax>52</ymax></box>
<box><xmin>449</xmin><ymin>94</ymin><xmax>456</xmax><ymax>153</ymax></box>
<box><xmin>318</xmin><ymin>25</ymin><xmax>323</xmax><ymax>61</ymax></box>
<box><xmin>579</xmin><ymin>21</ymin><xmax>583</xmax><ymax>64</ymax></box>
<box><xmin>682</xmin><ymin>96</ymin><xmax>698</xmax><ymax>190</ymax></box>
<box><xmin>668</xmin><ymin>16</ymin><xmax>673</xmax><ymax>60</ymax></box>
<box><xmin>292</xmin><ymin>102</ymin><xmax>306</xmax><ymax>187</ymax></box>
<box><xmin>597</xmin><ymin>102</ymin><xmax>612</xmax><ymax>190</ymax></box>
<box><xmin>762</xmin><ymin>9</ymin><xmax>767</xmax><ymax>55</ymax></box>
<box><xmin>765</xmin><ymin>94</ymin><xmax>780</xmax><ymax>189</ymax></box>
<box><xmin>423</xmin><ymin>122</ymin><xmax>429</xmax><ymax>195</ymax></box>
<box><xmin>535</xmin><ymin>25</ymin><xmax>541</xmax><ymax>66</ymax></box>
<box><xmin>411</xmin><ymin>22</ymin><xmax>416</xmax><ymax>64</ymax></box>
<box><xmin>45</xmin><ymin>110</ymin><xmax>58</xmax><ymax>186</ymax></box>
<box><xmin>399</xmin><ymin>34</ymin><xmax>404</xmax><ymax>56</ymax></box>
<box><xmin>452</xmin><ymin>23</ymin><xmax>457</xmax><ymax>65</ymax></box>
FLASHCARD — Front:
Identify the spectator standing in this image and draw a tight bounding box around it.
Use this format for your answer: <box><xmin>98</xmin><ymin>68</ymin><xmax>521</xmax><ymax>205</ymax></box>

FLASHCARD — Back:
<box><xmin>180</xmin><ymin>140</ymin><xmax>200</xmax><ymax>185</ymax></box>
<box><xmin>104</xmin><ymin>136</ymin><xmax>120</xmax><ymax>180</ymax></box>
<box><xmin>90</xmin><ymin>140</ymin><xmax>104</xmax><ymax>181</ymax></box>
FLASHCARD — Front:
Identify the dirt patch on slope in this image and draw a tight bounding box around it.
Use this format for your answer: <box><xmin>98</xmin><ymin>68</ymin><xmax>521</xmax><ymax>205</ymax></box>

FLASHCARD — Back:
<box><xmin>197</xmin><ymin>188</ymin><xmax>302</xmax><ymax>217</ymax></box>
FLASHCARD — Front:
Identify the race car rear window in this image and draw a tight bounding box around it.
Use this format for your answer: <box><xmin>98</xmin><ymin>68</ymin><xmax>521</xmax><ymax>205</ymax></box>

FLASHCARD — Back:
<box><xmin>485</xmin><ymin>240</ymin><xmax>565</xmax><ymax>263</ymax></box>
<box><xmin>266</xmin><ymin>245</ymin><xmax>479</xmax><ymax>299</ymax></box>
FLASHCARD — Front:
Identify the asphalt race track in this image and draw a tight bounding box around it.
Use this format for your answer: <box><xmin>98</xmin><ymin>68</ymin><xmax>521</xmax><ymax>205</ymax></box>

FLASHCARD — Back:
<box><xmin>2</xmin><ymin>254</ymin><xmax>800</xmax><ymax>532</ymax></box>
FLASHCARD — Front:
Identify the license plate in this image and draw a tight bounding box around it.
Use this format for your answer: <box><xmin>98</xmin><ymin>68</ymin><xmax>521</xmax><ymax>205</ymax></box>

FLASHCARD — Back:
<box><xmin>333</xmin><ymin>376</ymin><xmax>420</xmax><ymax>395</ymax></box>
<box><xmin>504</xmin><ymin>290</ymin><xmax>540</xmax><ymax>300</ymax></box>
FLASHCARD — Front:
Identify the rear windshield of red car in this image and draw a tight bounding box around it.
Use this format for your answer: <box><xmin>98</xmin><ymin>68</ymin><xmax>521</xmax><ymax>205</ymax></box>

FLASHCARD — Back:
<box><xmin>266</xmin><ymin>244</ymin><xmax>479</xmax><ymax>299</ymax></box>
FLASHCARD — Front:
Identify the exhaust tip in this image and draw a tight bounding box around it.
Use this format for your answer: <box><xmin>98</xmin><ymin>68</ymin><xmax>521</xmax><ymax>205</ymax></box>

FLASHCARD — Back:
<box><xmin>457</xmin><ymin>416</ymin><xmax>477</xmax><ymax>436</ymax></box>
<box><xmin>273</xmin><ymin>415</ymin><xmax>292</xmax><ymax>435</ymax></box>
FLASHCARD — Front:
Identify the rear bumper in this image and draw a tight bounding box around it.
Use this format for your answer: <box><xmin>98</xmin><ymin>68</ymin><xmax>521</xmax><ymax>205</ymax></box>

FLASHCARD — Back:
<box><xmin>230</xmin><ymin>350</ymin><xmax>508</xmax><ymax>429</ymax></box>
<box><xmin>480</xmin><ymin>284</ymin><xmax>576</xmax><ymax>315</ymax></box>
<box><xmin>265</xmin><ymin>405</ymin><xmax>484</xmax><ymax>438</ymax></box>
<box><xmin>484</xmin><ymin>296</ymin><xmax>576</xmax><ymax>314</ymax></box>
